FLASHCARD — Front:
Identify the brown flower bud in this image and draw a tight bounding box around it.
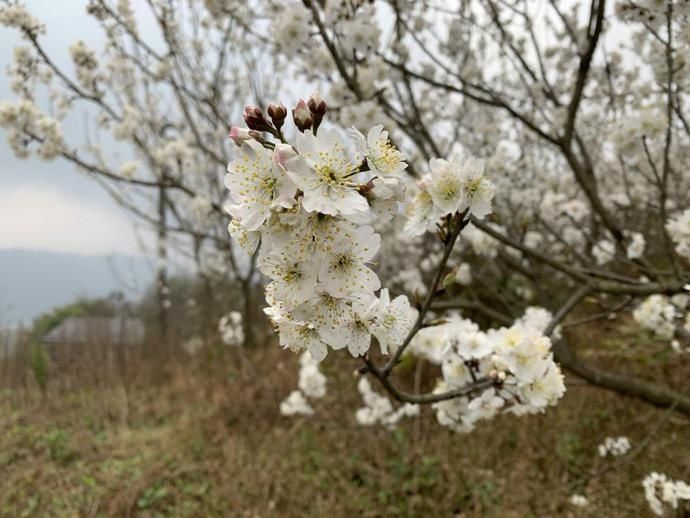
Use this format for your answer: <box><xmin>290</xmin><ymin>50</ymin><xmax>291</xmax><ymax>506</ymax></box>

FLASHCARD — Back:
<box><xmin>307</xmin><ymin>91</ymin><xmax>327</xmax><ymax>115</ymax></box>
<box><xmin>267</xmin><ymin>102</ymin><xmax>288</xmax><ymax>131</ymax></box>
<box><xmin>243</xmin><ymin>105</ymin><xmax>275</xmax><ymax>133</ymax></box>
<box><xmin>307</xmin><ymin>91</ymin><xmax>327</xmax><ymax>133</ymax></box>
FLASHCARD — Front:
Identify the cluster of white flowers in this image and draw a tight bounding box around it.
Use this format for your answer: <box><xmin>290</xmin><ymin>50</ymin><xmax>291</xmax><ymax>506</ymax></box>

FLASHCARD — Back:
<box><xmin>405</xmin><ymin>155</ymin><xmax>495</xmax><ymax>237</ymax></box>
<box><xmin>355</xmin><ymin>377</ymin><xmax>419</xmax><ymax>428</ymax></box>
<box><xmin>462</xmin><ymin>222</ymin><xmax>503</xmax><ymax>258</ymax></box>
<box><xmin>337</xmin><ymin>4</ymin><xmax>381</xmax><ymax>58</ymax></box>
<box><xmin>218</xmin><ymin>311</ymin><xmax>244</xmax><ymax>346</ymax></box>
<box><xmin>516</xmin><ymin>306</ymin><xmax>561</xmax><ymax>339</ymax></box>
<box><xmin>0</xmin><ymin>99</ymin><xmax>63</xmax><ymax>160</ymax></box>
<box><xmin>188</xmin><ymin>196</ymin><xmax>214</xmax><ymax>229</ymax></box>
<box><xmin>626</xmin><ymin>231</ymin><xmax>646</xmax><ymax>260</ymax></box>
<box><xmin>0</xmin><ymin>3</ymin><xmax>43</xmax><ymax>33</ymax></box>
<box><xmin>597</xmin><ymin>436</ymin><xmax>631</xmax><ymax>457</ymax></box>
<box><xmin>633</xmin><ymin>294</ymin><xmax>677</xmax><ymax>340</ymax></box>
<box><xmin>667</xmin><ymin>209</ymin><xmax>690</xmax><ymax>260</ymax></box>
<box><xmin>533</xmin><ymin>192</ymin><xmax>592</xmax><ymax>258</ymax></box>
<box><xmin>225</xmin><ymin>103</ymin><xmax>419</xmax><ymax>363</ymax></box>
<box><xmin>69</xmin><ymin>41</ymin><xmax>101</xmax><ymax>91</ymax></box>
<box><xmin>643</xmin><ymin>472</ymin><xmax>690</xmax><ymax>516</ymax></box>
<box><xmin>112</xmin><ymin>105</ymin><xmax>141</xmax><ymax>141</ymax></box>
<box><xmin>119</xmin><ymin>160</ymin><xmax>139</xmax><ymax>180</ymax></box>
<box><xmin>273</xmin><ymin>2</ymin><xmax>311</xmax><ymax>56</ymax></box>
<box><xmin>405</xmin><ymin>309</ymin><xmax>566</xmax><ymax>433</ymax></box>
<box><xmin>280</xmin><ymin>352</ymin><xmax>327</xmax><ymax>416</ymax></box>
<box><xmin>593</xmin><ymin>239</ymin><xmax>616</xmax><ymax>265</ymax></box>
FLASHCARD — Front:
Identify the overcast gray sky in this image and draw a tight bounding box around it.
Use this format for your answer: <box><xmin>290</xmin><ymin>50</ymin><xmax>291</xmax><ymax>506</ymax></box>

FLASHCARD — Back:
<box><xmin>0</xmin><ymin>1</ymin><xmax>148</xmax><ymax>256</ymax></box>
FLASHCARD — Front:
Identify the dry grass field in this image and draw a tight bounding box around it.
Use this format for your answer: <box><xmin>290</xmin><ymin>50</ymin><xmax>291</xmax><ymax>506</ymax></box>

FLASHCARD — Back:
<box><xmin>1</xmin><ymin>321</ymin><xmax>689</xmax><ymax>517</ymax></box>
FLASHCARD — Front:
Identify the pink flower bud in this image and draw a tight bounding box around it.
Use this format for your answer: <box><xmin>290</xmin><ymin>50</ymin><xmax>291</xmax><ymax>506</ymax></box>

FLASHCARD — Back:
<box><xmin>244</xmin><ymin>105</ymin><xmax>262</xmax><ymax>119</ymax></box>
<box><xmin>273</xmin><ymin>143</ymin><xmax>297</xmax><ymax>168</ymax></box>
<box><xmin>417</xmin><ymin>174</ymin><xmax>432</xmax><ymax>190</ymax></box>
<box><xmin>292</xmin><ymin>99</ymin><xmax>313</xmax><ymax>132</ymax></box>
<box><xmin>228</xmin><ymin>126</ymin><xmax>260</xmax><ymax>146</ymax></box>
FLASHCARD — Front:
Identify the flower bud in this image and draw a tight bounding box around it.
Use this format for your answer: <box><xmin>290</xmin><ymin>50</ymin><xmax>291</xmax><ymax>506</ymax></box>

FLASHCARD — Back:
<box><xmin>243</xmin><ymin>105</ymin><xmax>275</xmax><ymax>133</ymax></box>
<box><xmin>228</xmin><ymin>126</ymin><xmax>261</xmax><ymax>146</ymax></box>
<box><xmin>417</xmin><ymin>173</ymin><xmax>431</xmax><ymax>190</ymax></box>
<box><xmin>307</xmin><ymin>91</ymin><xmax>327</xmax><ymax>132</ymax></box>
<box><xmin>292</xmin><ymin>99</ymin><xmax>313</xmax><ymax>132</ymax></box>
<box><xmin>307</xmin><ymin>91</ymin><xmax>327</xmax><ymax>116</ymax></box>
<box><xmin>267</xmin><ymin>102</ymin><xmax>288</xmax><ymax>131</ymax></box>
<box><xmin>273</xmin><ymin>142</ymin><xmax>297</xmax><ymax>168</ymax></box>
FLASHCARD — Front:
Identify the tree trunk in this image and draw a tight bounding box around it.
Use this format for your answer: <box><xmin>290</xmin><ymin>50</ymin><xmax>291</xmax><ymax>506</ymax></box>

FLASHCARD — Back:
<box><xmin>240</xmin><ymin>278</ymin><xmax>255</xmax><ymax>347</ymax></box>
<box><xmin>156</xmin><ymin>182</ymin><xmax>168</xmax><ymax>345</ymax></box>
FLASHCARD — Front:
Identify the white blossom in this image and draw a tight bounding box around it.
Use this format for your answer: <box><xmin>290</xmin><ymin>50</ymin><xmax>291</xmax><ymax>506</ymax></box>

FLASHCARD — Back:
<box><xmin>225</xmin><ymin>139</ymin><xmax>296</xmax><ymax>231</ymax></box>
<box><xmin>285</xmin><ymin>127</ymin><xmax>369</xmax><ymax>218</ymax></box>
<box><xmin>633</xmin><ymin>294</ymin><xmax>677</xmax><ymax>340</ymax></box>
<box><xmin>667</xmin><ymin>210</ymin><xmax>690</xmax><ymax>260</ymax></box>
<box><xmin>355</xmin><ymin>377</ymin><xmax>419</xmax><ymax>428</ymax></box>
<box><xmin>426</xmin><ymin>155</ymin><xmax>494</xmax><ymax>218</ymax></box>
<box><xmin>626</xmin><ymin>232</ymin><xmax>646</xmax><ymax>260</ymax></box>
<box><xmin>280</xmin><ymin>390</ymin><xmax>313</xmax><ymax>416</ymax></box>
<box><xmin>454</xmin><ymin>263</ymin><xmax>472</xmax><ymax>286</ymax></box>
<box><xmin>597</xmin><ymin>436</ymin><xmax>631</xmax><ymax>457</ymax></box>
<box><xmin>643</xmin><ymin>472</ymin><xmax>690</xmax><ymax>516</ymax></box>
<box><xmin>273</xmin><ymin>2</ymin><xmax>311</xmax><ymax>56</ymax></box>
<box><xmin>218</xmin><ymin>311</ymin><xmax>244</xmax><ymax>346</ymax></box>
<box><xmin>350</xmin><ymin>124</ymin><xmax>407</xmax><ymax>177</ymax></box>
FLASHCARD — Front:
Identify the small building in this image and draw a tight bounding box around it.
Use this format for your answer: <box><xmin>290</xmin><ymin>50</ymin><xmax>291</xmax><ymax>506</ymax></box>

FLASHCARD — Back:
<box><xmin>41</xmin><ymin>317</ymin><xmax>145</xmax><ymax>369</ymax></box>
<box><xmin>42</xmin><ymin>316</ymin><xmax>145</xmax><ymax>347</ymax></box>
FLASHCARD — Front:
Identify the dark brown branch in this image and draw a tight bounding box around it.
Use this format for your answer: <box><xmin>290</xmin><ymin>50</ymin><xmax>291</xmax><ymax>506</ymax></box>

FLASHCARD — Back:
<box><xmin>554</xmin><ymin>338</ymin><xmax>690</xmax><ymax>415</ymax></box>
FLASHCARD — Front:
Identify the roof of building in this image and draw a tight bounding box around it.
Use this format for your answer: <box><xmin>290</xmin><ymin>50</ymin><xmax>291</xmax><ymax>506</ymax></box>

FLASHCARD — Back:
<box><xmin>41</xmin><ymin>317</ymin><xmax>145</xmax><ymax>346</ymax></box>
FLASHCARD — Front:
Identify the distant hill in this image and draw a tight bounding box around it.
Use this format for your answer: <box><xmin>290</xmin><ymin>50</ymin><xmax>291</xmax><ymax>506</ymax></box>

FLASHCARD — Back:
<box><xmin>0</xmin><ymin>249</ymin><xmax>154</xmax><ymax>326</ymax></box>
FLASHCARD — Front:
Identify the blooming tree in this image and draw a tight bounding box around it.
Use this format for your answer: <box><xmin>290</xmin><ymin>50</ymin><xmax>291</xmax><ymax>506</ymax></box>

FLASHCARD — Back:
<box><xmin>228</xmin><ymin>0</ymin><xmax>690</xmax><ymax>414</ymax></box>
<box><xmin>2</xmin><ymin>0</ymin><xmax>690</xmax><ymax>419</ymax></box>
<box><xmin>0</xmin><ymin>0</ymin><xmax>272</xmax><ymax>342</ymax></box>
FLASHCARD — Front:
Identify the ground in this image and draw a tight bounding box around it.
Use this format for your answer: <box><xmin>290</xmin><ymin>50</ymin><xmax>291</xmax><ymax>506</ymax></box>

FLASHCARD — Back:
<box><xmin>1</xmin><ymin>322</ymin><xmax>689</xmax><ymax>517</ymax></box>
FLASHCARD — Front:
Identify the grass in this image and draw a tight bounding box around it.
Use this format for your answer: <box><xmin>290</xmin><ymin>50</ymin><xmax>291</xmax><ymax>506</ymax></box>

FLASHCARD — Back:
<box><xmin>1</xmin><ymin>325</ymin><xmax>689</xmax><ymax>517</ymax></box>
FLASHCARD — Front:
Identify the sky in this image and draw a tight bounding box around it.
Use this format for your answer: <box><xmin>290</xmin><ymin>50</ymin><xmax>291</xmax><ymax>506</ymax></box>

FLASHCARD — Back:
<box><xmin>0</xmin><ymin>1</ymin><xmax>148</xmax><ymax>256</ymax></box>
